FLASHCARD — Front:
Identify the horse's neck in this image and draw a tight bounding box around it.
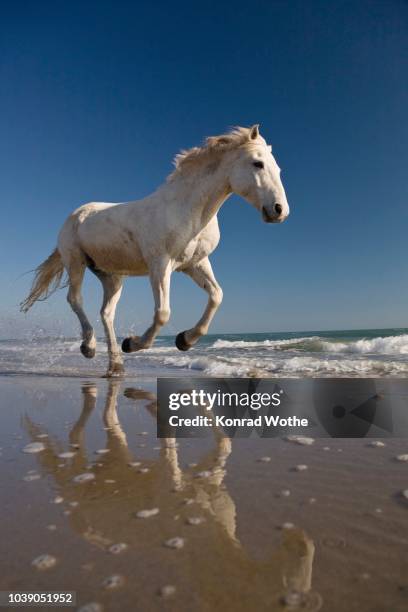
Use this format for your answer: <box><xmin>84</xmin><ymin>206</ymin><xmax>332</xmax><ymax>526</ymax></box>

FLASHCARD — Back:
<box><xmin>164</xmin><ymin>162</ymin><xmax>231</xmax><ymax>232</ymax></box>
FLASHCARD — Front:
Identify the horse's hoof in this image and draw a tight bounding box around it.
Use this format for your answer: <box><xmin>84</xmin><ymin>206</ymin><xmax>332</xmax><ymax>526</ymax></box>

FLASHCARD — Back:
<box><xmin>80</xmin><ymin>342</ymin><xmax>96</xmax><ymax>359</ymax></box>
<box><xmin>103</xmin><ymin>363</ymin><xmax>125</xmax><ymax>378</ymax></box>
<box><xmin>103</xmin><ymin>371</ymin><xmax>124</xmax><ymax>378</ymax></box>
<box><xmin>175</xmin><ymin>331</ymin><xmax>192</xmax><ymax>352</ymax></box>
<box><xmin>122</xmin><ymin>337</ymin><xmax>133</xmax><ymax>353</ymax></box>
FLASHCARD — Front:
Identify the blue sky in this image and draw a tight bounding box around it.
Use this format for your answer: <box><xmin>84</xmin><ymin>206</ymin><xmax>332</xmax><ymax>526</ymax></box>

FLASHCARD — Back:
<box><xmin>1</xmin><ymin>0</ymin><xmax>407</xmax><ymax>338</ymax></box>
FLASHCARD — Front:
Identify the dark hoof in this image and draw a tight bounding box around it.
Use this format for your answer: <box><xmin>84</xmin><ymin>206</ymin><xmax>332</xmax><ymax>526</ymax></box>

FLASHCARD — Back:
<box><xmin>80</xmin><ymin>342</ymin><xmax>95</xmax><ymax>359</ymax></box>
<box><xmin>175</xmin><ymin>331</ymin><xmax>192</xmax><ymax>352</ymax></box>
<box><xmin>122</xmin><ymin>337</ymin><xmax>133</xmax><ymax>353</ymax></box>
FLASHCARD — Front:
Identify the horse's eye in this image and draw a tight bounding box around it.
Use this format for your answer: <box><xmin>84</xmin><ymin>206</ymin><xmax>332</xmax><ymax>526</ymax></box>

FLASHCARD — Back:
<box><xmin>253</xmin><ymin>161</ymin><xmax>264</xmax><ymax>169</ymax></box>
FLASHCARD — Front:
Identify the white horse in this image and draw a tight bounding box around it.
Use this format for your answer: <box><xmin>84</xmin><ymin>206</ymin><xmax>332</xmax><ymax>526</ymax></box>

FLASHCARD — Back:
<box><xmin>21</xmin><ymin>125</ymin><xmax>289</xmax><ymax>377</ymax></box>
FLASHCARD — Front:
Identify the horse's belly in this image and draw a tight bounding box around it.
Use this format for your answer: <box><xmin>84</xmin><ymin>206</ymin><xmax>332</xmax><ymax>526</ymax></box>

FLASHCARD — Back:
<box><xmin>77</xmin><ymin>209</ymin><xmax>148</xmax><ymax>276</ymax></box>
<box><xmin>86</xmin><ymin>245</ymin><xmax>148</xmax><ymax>276</ymax></box>
<box><xmin>80</xmin><ymin>235</ymin><xmax>148</xmax><ymax>276</ymax></box>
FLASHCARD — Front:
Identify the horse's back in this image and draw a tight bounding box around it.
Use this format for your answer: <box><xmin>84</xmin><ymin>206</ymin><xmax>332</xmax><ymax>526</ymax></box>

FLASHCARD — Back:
<box><xmin>58</xmin><ymin>202</ymin><xmax>118</xmax><ymax>256</ymax></box>
<box><xmin>74</xmin><ymin>201</ymin><xmax>121</xmax><ymax>226</ymax></box>
<box><xmin>59</xmin><ymin>202</ymin><xmax>118</xmax><ymax>236</ymax></box>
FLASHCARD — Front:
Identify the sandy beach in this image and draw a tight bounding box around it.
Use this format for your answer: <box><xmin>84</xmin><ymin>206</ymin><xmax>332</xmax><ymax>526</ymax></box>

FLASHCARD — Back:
<box><xmin>1</xmin><ymin>374</ymin><xmax>407</xmax><ymax>611</ymax></box>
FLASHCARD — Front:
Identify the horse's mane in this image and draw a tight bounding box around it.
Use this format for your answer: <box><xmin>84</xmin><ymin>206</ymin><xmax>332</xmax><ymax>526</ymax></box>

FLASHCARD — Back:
<box><xmin>168</xmin><ymin>126</ymin><xmax>256</xmax><ymax>180</ymax></box>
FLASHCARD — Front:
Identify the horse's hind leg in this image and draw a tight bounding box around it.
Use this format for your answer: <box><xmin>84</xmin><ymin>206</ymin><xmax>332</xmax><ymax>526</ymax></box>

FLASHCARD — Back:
<box><xmin>67</xmin><ymin>262</ymin><xmax>96</xmax><ymax>358</ymax></box>
<box><xmin>176</xmin><ymin>257</ymin><xmax>223</xmax><ymax>351</ymax></box>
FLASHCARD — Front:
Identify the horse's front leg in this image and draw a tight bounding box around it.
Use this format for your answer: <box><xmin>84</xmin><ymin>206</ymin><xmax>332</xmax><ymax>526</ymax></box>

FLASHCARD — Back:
<box><xmin>122</xmin><ymin>258</ymin><xmax>172</xmax><ymax>353</ymax></box>
<box><xmin>175</xmin><ymin>257</ymin><xmax>223</xmax><ymax>351</ymax></box>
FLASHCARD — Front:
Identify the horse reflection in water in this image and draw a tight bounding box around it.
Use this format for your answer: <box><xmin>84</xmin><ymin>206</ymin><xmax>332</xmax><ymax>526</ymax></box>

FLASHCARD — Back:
<box><xmin>24</xmin><ymin>382</ymin><xmax>321</xmax><ymax>611</ymax></box>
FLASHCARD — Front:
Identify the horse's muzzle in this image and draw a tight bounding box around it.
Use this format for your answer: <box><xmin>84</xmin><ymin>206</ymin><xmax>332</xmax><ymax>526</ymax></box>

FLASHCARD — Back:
<box><xmin>262</xmin><ymin>205</ymin><xmax>285</xmax><ymax>224</ymax></box>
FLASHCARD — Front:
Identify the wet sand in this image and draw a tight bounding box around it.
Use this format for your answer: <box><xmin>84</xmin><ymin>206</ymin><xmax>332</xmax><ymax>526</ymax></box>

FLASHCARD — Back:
<box><xmin>0</xmin><ymin>375</ymin><xmax>407</xmax><ymax>612</ymax></box>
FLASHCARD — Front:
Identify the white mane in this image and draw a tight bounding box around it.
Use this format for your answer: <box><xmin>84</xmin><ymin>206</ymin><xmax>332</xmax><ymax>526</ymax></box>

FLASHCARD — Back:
<box><xmin>169</xmin><ymin>126</ymin><xmax>261</xmax><ymax>180</ymax></box>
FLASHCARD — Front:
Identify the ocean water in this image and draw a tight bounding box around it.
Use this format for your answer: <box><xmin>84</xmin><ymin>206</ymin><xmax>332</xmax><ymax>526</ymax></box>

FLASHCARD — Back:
<box><xmin>1</xmin><ymin>328</ymin><xmax>408</xmax><ymax>378</ymax></box>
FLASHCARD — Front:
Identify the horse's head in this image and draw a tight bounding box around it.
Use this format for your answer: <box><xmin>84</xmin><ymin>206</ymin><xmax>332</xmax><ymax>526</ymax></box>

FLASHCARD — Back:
<box><xmin>227</xmin><ymin>125</ymin><xmax>289</xmax><ymax>224</ymax></box>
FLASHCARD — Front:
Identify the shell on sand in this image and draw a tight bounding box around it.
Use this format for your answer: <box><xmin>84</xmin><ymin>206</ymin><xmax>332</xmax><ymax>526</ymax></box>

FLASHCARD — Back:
<box><xmin>102</xmin><ymin>575</ymin><xmax>125</xmax><ymax>589</ymax></box>
<box><xmin>23</xmin><ymin>473</ymin><xmax>41</xmax><ymax>482</ymax></box>
<box><xmin>128</xmin><ymin>461</ymin><xmax>141</xmax><ymax>468</ymax></box>
<box><xmin>395</xmin><ymin>454</ymin><xmax>408</xmax><ymax>462</ymax></box>
<box><xmin>73</xmin><ymin>473</ymin><xmax>95</xmax><ymax>484</ymax></box>
<box><xmin>135</xmin><ymin>508</ymin><xmax>159</xmax><ymax>519</ymax></box>
<box><xmin>108</xmin><ymin>542</ymin><xmax>128</xmax><ymax>555</ymax></box>
<box><xmin>285</xmin><ymin>435</ymin><xmax>315</xmax><ymax>446</ymax></box>
<box><xmin>402</xmin><ymin>490</ymin><xmax>408</xmax><ymax>500</ymax></box>
<box><xmin>257</xmin><ymin>456</ymin><xmax>271</xmax><ymax>463</ymax></box>
<box><xmin>95</xmin><ymin>449</ymin><xmax>110</xmax><ymax>455</ymax></box>
<box><xmin>186</xmin><ymin>516</ymin><xmax>205</xmax><ymax>526</ymax></box>
<box><xmin>53</xmin><ymin>496</ymin><xmax>64</xmax><ymax>504</ymax></box>
<box><xmin>158</xmin><ymin>585</ymin><xmax>176</xmax><ymax>598</ymax></box>
<box><xmin>22</xmin><ymin>442</ymin><xmax>45</xmax><ymax>454</ymax></box>
<box><xmin>58</xmin><ymin>452</ymin><xmax>76</xmax><ymax>459</ymax></box>
<box><xmin>164</xmin><ymin>537</ymin><xmax>185</xmax><ymax>549</ymax></box>
<box><xmin>32</xmin><ymin>554</ymin><xmax>57</xmax><ymax>570</ymax></box>
<box><xmin>368</xmin><ymin>441</ymin><xmax>386</xmax><ymax>448</ymax></box>
<box><xmin>281</xmin><ymin>522</ymin><xmax>295</xmax><ymax>530</ymax></box>
<box><xmin>294</xmin><ymin>464</ymin><xmax>308</xmax><ymax>472</ymax></box>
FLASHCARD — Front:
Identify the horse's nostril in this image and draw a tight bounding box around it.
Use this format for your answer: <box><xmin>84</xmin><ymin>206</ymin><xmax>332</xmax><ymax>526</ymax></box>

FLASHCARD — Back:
<box><xmin>274</xmin><ymin>203</ymin><xmax>283</xmax><ymax>215</ymax></box>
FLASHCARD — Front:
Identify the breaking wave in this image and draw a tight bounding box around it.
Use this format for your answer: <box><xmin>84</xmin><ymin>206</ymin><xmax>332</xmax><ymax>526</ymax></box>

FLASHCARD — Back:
<box><xmin>1</xmin><ymin>330</ymin><xmax>407</xmax><ymax>378</ymax></box>
<box><xmin>212</xmin><ymin>334</ymin><xmax>408</xmax><ymax>356</ymax></box>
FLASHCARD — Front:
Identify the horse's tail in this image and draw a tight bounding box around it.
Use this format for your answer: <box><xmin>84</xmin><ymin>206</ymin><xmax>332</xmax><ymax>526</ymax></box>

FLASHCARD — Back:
<box><xmin>20</xmin><ymin>248</ymin><xmax>66</xmax><ymax>313</ymax></box>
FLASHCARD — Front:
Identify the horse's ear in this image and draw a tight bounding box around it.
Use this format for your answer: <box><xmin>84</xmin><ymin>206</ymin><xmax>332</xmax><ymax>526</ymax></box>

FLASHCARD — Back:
<box><xmin>249</xmin><ymin>124</ymin><xmax>260</xmax><ymax>140</ymax></box>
